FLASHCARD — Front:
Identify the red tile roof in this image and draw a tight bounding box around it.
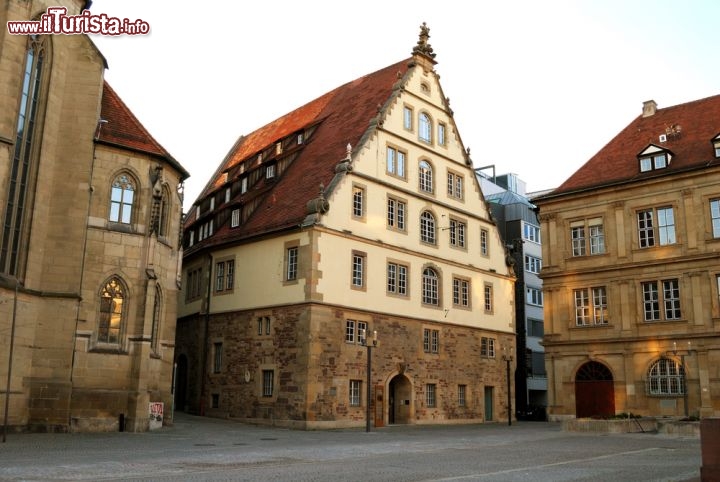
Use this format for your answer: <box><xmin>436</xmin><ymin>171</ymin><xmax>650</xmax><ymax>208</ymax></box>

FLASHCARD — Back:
<box><xmin>98</xmin><ymin>81</ymin><xmax>189</xmax><ymax>179</ymax></box>
<box><xmin>185</xmin><ymin>58</ymin><xmax>412</xmax><ymax>249</ymax></box>
<box><xmin>549</xmin><ymin>94</ymin><xmax>720</xmax><ymax>196</ymax></box>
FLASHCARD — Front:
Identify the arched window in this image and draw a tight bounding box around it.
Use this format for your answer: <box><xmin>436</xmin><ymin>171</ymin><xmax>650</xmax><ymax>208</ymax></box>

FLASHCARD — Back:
<box><xmin>158</xmin><ymin>186</ymin><xmax>170</xmax><ymax>236</ymax></box>
<box><xmin>109</xmin><ymin>174</ymin><xmax>135</xmax><ymax>224</ymax></box>
<box><xmin>420</xmin><ymin>211</ymin><xmax>436</xmax><ymax>244</ymax></box>
<box><xmin>151</xmin><ymin>285</ymin><xmax>162</xmax><ymax>352</ymax></box>
<box><xmin>2</xmin><ymin>35</ymin><xmax>48</xmax><ymax>276</ymax></box>
<box><xmin>419</xmin><ymin>112</ymin><xmax>432</xmax><ymax>143</ymax></box>
<box><xmin>99</xmin><ymin>277</ymin><xmax>126</xmax><ymax>344</ymax></box>
<box><xmin>419</xmin><ymin>160</ymin><xmax>433</xmax><ymax>193</ymax></box>
<box><xmin>422</xmin><ymin>267</ymin><xmax>439</xmax><ymax>305</ymax></box>
<box><xmin>647</xmin><ymin>358</ymin><xmax>685</xmax><ymax>395</ymax></box>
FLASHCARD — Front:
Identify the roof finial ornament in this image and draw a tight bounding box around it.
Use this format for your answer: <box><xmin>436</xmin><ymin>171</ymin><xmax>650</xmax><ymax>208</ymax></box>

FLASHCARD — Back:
<box><xmin>346</xmin><ymin>143</ymin><xmax>352</xmax><ymax>160</ymax></box>
<box><xmin>412</xmin><ymin>22</ymin><xmax>436</xmax><ymax>60</ymax></box>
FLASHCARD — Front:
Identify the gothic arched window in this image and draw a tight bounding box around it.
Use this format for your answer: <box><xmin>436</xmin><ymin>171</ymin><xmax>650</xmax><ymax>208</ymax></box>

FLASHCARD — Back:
<box><xmin>109</xmin><ymin>174</ymin><xmax>136</xmax><ymax>224</ymax></box>
<box><xmin>99</xmin><ymin>277</ymin><xmax>126</xmax><ymax>344</ymax></box>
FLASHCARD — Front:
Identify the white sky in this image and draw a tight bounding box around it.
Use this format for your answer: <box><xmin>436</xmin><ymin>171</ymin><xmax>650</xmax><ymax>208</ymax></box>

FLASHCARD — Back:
<box><xmin>90</xmin><ymin>0</ymin><xmax>719</xmax><ymax>210</ymax></box>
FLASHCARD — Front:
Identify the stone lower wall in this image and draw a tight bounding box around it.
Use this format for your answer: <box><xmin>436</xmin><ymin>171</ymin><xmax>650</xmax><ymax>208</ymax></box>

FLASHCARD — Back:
<box><xmin>186</xmin><ymin>302</ymin><xmax>514</xmax><ymax>428</ymax></box>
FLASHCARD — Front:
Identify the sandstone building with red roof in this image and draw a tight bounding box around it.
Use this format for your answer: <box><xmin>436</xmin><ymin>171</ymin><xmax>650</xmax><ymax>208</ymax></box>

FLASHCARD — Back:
<box><xmin>175</xmin><ymin>25</ymin><xmax>517</xmax><ymax>428</ymax></box>
<box><xmin>0</xmin><ymin>0</ymin><xmax>189</xmax><ymax>432</ymax></box>
<box><xmin>534</xmin><ymin>95</ymin><xmax>720</xmax><ymax>420</ymax></box>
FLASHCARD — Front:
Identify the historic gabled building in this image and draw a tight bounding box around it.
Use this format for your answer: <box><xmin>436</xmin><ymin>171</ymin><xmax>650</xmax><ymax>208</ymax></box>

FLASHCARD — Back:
<box><xmin>0</xmin><ymin>0</ymin><xmax>189</xmax><ymax>432</ymax></box>
<box><xmin>534</xmin><ymin>95</ymin><xmax>720</xmax><ymax>420</ymax></box>
<box><xmin>175</xmin><ymin>25</ymin><xmax>516</xmax><ymax>429</ymax></box>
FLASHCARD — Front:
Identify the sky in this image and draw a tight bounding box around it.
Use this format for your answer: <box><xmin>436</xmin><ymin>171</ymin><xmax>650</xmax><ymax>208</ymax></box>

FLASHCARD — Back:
<box><xmin>89</xmin><ymin>1</ymin><xmax>719</xmax><ymax>210</ymax></box>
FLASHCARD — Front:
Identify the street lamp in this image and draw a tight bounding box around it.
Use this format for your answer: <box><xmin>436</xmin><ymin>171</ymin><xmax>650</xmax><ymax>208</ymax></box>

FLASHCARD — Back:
<box><xmin>360</xmin><ymin>329</ymin><xmax>378</xmax><ymax>432</ymax></box>
<box><xmin>667</xmin><ymin>341</ymin><xmax>695</xmax><ymax>418</ymax></box>
<box><xmin>502</xmin><ymin>346</ymin><xmax>513</xmax><ymax>426</ymax></box>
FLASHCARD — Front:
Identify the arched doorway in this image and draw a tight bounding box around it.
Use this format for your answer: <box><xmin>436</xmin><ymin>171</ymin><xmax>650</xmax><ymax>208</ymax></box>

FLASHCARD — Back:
<box><xmin>575</xmin><ymin>361</ymin><xmax>615</xmax><ymax>418</ymax></box>
<box><xmin>174</xmin><ymin>354</ymin><xmax>188</xmax><ymax>412</ymax></box>
<box><xmin>388</xmin><ymin>374</ymin><xmax>412</xmax><ymax>424</ymax></box>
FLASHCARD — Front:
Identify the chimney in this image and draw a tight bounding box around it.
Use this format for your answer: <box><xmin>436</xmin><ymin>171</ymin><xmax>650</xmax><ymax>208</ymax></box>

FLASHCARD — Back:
<box><xmin>642</xmin><ymin>100</ymin><xmax>657</xmax><ymax>117</ymax></box>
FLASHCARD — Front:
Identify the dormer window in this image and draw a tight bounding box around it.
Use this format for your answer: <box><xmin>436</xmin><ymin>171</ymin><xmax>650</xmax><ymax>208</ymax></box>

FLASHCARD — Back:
<box><xmin>266</xmin><ymin>164</ymin><xmax>276</xmax><ymax>179</ymax></box>
<box><xmin>638</xmin><ymin>145</ymin><xmax>671</xmax><ymax>173</ymax></box>
<box><xmin>713</xmin><ymin>134</ymin><xmax>720</xmax><ymax>158</ymax></box>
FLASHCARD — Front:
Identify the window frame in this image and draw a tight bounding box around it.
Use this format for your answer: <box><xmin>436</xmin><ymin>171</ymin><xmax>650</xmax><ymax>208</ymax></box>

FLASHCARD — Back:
<box><xmin>638</xmin><ymin>206</ymin><xmax>676</xmax><ymax>248</ymax></box>
<box><xmin>387</xmin><ymin>261</ymin><xmax>409</xmax><ymax>297</ymax></box>
<box><xmin>449</xmin><ymin>218</ymin><xmax>467</xmax><ymax>249</ymax></box>
<box><xmin>262</xmin><ymin>369</ymin><xmax>274</xmax><ymax>397</ymax></box>
<box><xmin>481</xmin><ymin>337</ymin><xmax>496</xmax><ymax>358</ymax></box>
<box><xmin>349</xmin><ymin>379</ymin><xmax>362</xmax><ymax>407</ymax></box>
<box><xmin>647</xmin><ymin>358</ymin><xmax>685</xmax><ymax>396</ymax></box>
<box><xmin>422</xmin><ymin>267</ymin><xmax>440</xmax><ymax>306</ymax></box>
<box><xmin>447</xmin><ymin>170</ymin><xmax>464</xmax><ymax>200</ymax></box>
<box><xmin>386</xmin><ymin>145</ymin><xmax>407</xmax><ymax>179</ymax></box>
<box><xmin>710</xmin><ymin>198</ymin><xmax>720</xmax><ymax>238</ymax></box>
<box><xmin>423</xmin><ymin>328</ymin><xmax>439</xmax><ymax>353</ymax></box>
<box><xmin>387</xmin><ymin>195</ymin><xmax>407</xmax><ymax>232</ymax></box>
<box><xmin>109</xmin><ymin>172</ymin><xmax>137</xmax><ymax>225</ymax></box>
<box><xmin>352</xmin><ymin>184</ymin><xmax>365</xmax><ymax>220</ymax></box>
<box><xmin>351</xmin><ymin>251</ymin><xmax>367</xmax><ymax>290</ymax></box>
<box><xmin>97</xmin><ymin>276</ymin><xmax>127</xmax><ymax>346</ymax></box>
<box><xmin>425</xmin><ymin>383</ymin><xmax>437</xmax><ymax>408</ymax></box>
<box><xmin>642</xmin><ymin>279</ymin><xmax>682</xmax><ymax>321</ymax></box>
<box><xmin>419</xmin><ymin>111</ymin><xmax>432</xmax><ymax>144</ymax></box>
<box><xmin>418</xmin><ymin>159</ymin><xmax>434</xmax><ymax>194</ymax></box>
<box><xmin>573</xmin><ymin>286</ymin><xmax>609</xmax><ymax>326</ymax></box>
<box><xmin>452</xmin><ymin>277</ymin><xmax>470</xmax><ymax>308</ymax></box>
<box><xmin>286</xmin><ymin>246</ymin><xmax>299</xmax><ymax>282</ymax></box>
<box><xmin>420</xmin><ymin>211</ymin><xmax>437</xmax><ymax>245</ymax></box>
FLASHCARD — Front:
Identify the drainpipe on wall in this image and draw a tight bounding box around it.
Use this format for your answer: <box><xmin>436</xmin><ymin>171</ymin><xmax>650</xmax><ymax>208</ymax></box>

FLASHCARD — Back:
<box><xmin>199</xmin><ymin>253</ymin><xmax>212</xmax><ymax>416</ymax></box>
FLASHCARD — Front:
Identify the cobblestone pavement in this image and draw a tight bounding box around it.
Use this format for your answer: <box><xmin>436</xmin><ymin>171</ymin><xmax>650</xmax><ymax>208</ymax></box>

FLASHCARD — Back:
<box><xmin>0</xmin><ymin>413</ymin><xmax>701</xmax><ymax>481</ymax></box>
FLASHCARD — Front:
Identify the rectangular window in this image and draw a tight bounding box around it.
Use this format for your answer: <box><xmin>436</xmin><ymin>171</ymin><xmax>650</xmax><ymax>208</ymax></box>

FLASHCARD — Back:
<box><xmin>349</xmin><ymin>380</ymin><xmax>362</xmax><ymax>407</ymax></box>
<box><xmin>225</xmin><ymin>260</ymin><xmax>234</xmax><ymax>290</ymax></box>
<box><xmin>403</xmin><ymin>106</ymin><xmax>413</xmax><ymax>130</ymax></box>
<box><xmin>638</xmin><ymin>207</ymin><xmax>675</xmax><ymax>247</ymax></box>
<box><xmin>662</xmin><ymin>279</ymin><xmax>681</xmax><ymax>320</ymax></box>
<box><xmin>458</xmin><ymin>384</ymin><xmax>466</xmax><ymax>407</ymax></box>
<box><xmin>589</xmin><ymin>223</ymin><xmax>605</xmax><ymax>254</ymax></box>
<box><xmin>345</xmin><ymin>320</ymin><xmax>355</xmax><ymax>343</ymax></box>
<box><xmin>386</xmin><ymin>146</ymin><xmax>407</xmax><ymax>178</ymax></box>
<box><xmin>571</xmin><ymin>226</ymin><xmax>586</xmax><ymax>256</ymax></box>
<box><xmin>711</xmin><ymin>199</ymin><xmax>720</xmax><ymax>238</ymax></box>
<box><xmin>484</xmin><ymin>284</ymin><xmax>493</xmax><ymax>313</ymax></box>
<box><xmin>225</xmin><ymin>187</ymin><xmax>231</xmax><ymax>203</ymax></box>
<box><xmin>527</xmin><ymin>318</ymin><xmax>544</xmax><ymax>337</ymax></box>
<box><xmin>523</xmin><ymin>222</ymin><xmax>541</xmax><ymax>243</ymax></box>
<box><xmin>215</xmin><ymin>261</ymin><xmax>225</xmax><ymax>292</ymax></box>
<box><xmin>426</xmin><ymin>383</ymin><xmax>436</xmax><ymax>408</ymax></box>
<box><xmin>286</xmin><ymin>246</ymin><xmax>298</xmax><ymax>281</ymax></box>
<box><xmin>387</xmin><ymin>197</ymin><xmax>406</xmax><ymax>231</ymax></box>
<box><xmin>231</xmin><ymin>208</ymin><xmax>240</xmax><ymax>228</ymax></box>
<box><xmin>449</xmin><ymin>219</ymin><xmax>466</xmax><ymax>248</ymax></box>
<box><xmin>387</xmin><ymin>262</ymin><xmax>408</xmax><ymax>296</ymax></box>
<box><xmin>351</xmin><ymin>252</ymin><xmax>366</xmax><ymax>288</ymax></box>
<box><xmin>480</xmin><ymin>229</ymin><xmax>489</xmax><ymax>256</ymax></box>
<box><xmin>481</xmin><ymin>337</ymin><xmax>496</xmax><ymax>357</ymax></box>
<box><xmin>240</xmin><ymin>177</ymin><xmax>248</xmax><ymax>194</ymax></box>
<box><xmin>213</xmin><ymin>342</ymin><xmax>223</xmax><ymax>373</ymax></box>
<box><xmin>447</xmin><ymin>172</ymin><xmax>464</xmax><ymax>200</ymax></box>
<box><xmin>526</xmin><ymin>287</ymin><xmax>543</xmax><ymax>306</ymax></box>
<box><xmin>524</xmin><ymin>255</ymin><xmax>541</xmax><ymax>274</ymax></box>
<box><xmin>352</xmin><ymin>185</ymin><xmax>364</xmax><ymax>218</ymax></box>
<box><xmin>186</xmin><ymin>267</ymin><xmax>203</xmax><ymax>301</ymax></box>
<box><xmin>262</xmin><ymin>370</ymin><xmax>274</xmax><ymax>397</ymax></box>
<box><xmin>642</xmin><ymin>280</ymin><xmax>680</xmax><ymax>321</ymax></box>
<box><xmin>438</xmin><ymin>122</ymin><xmax>447</xmax><ymax>146</ymax></box>
<box><xmin>211</xmin><ymin>393</ymin><xmax>219</xmax><ymax>409</ymax></box>
<box><xmin>453</xmin><ymin>278</ymin><xmax>470</xmax><ymax>307</ymax></box>
<box><xmin>266</xmin><ymin>164</ymin><xmax>275</xmax><ymax>179</ymax></box>
<box><xmin>574</xmin><ymin>287</ymin><xmax>608</xmax><ymax>326</ymax></box>
<box><xmin>257</xmin><ymin>316</ymin><xmax>271</xmax><ymax>336</ymax></box>
<box><xmin>423</xmin><ymin>328</ymin><xmax>439</xmax><ymax>353</ymax></box>
<box><xmin>657</xmin><ymin>207</ymin><xmax>676</xmax><ymax>245</ymax></box>
<box><xmin>638</xmin><ymin>210</ymin><xmax>655</xmax><ymax>247</ymax></box>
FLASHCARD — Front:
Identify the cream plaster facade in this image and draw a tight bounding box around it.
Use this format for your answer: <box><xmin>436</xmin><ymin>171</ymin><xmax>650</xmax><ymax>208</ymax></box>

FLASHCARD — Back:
<box><xmin>176</xmin><ymin>32</ymin><xmax>516</xmax><ymax>428</ymax></box>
